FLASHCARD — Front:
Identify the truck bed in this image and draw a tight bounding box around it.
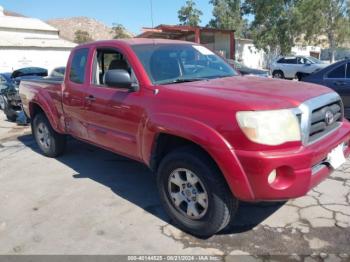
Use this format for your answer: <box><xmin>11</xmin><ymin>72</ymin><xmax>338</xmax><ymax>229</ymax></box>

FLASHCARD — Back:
<box><xmin>19</xmin><ymin>76</ymin><xmax>65</xmax><ymax>132</ymax></box>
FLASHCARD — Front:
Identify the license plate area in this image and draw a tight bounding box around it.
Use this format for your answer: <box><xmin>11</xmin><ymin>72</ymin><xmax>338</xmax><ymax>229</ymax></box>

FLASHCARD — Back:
<box><xmin>326</xmin><ymin>142</ymin><xmax>346</xmax><ymax>169</ymax></box>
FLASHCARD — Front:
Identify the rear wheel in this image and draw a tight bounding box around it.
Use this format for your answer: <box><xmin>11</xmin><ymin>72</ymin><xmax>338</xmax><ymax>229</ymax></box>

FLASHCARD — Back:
<box><xmin>296</xmin><ymin>72</ymin><xmax>308</xmax><ymax>81</ymax></box>
<box><xmin>157</xmin><ymin>147</ymin><xmax>238</xmax><ymax>238</ymax></box>
<box><xmin>32</xmin><ymin>113</ymin><xmax>66</xmax><ymax>157</ymax></box>
<box><xmin>272</xmin><ymin>70</ymin><xmax>285</xmax><ymax>79</ymax></box>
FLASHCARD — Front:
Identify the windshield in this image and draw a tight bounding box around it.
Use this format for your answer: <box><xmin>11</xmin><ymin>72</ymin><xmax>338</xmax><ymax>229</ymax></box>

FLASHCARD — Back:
<box><xmin>132</xmin><ymin>44</ymin><xmax>238</xmax><ymax>85</ymax></box>
<box><xmin>306</xmin><ymin>56</ymin><xmax>325</xmax><ymax>64</ymax></box>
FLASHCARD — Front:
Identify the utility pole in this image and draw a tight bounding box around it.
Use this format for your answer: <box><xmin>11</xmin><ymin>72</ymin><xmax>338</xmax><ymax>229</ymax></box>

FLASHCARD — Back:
<box><xmin>150</xmin><ymin>0</ymin><xmax>154</xmax><ymax>28</ymax></box>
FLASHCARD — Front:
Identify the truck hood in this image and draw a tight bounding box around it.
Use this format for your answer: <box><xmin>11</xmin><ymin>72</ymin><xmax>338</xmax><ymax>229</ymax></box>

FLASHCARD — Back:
<box><xmin>162</xmin><ymin>76</ymin><xmax>333</xmax><ymax>110</ymax></box>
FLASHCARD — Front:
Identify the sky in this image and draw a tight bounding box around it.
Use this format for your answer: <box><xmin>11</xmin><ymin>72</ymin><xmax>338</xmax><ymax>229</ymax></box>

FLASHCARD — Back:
<box><xmin>0</xmin><ymin>0</ymin><xmax>215</xmax><ymax>35</ymax></box>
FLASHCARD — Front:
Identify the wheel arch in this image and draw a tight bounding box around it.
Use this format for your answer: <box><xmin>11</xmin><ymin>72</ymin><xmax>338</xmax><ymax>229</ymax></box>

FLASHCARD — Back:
<box><xmin>28</xmin><ymin>101</ymin><xmax>64</xmax><ymax>134</ymax></box>
<box><xmin>142</xmin><ymin>114</ymin><xmax>255</xmax><ymax>201</ymax></box>
<box><xmin>272</xmin><ymin>69</ymin><xmax>284</xmax><ymax>76</ymax></box>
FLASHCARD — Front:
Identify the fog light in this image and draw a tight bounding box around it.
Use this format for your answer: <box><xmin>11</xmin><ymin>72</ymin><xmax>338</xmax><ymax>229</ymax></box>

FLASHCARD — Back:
<box><xmin>268</xmin><ymin>170</ymin><xmax>277</xmax><ymax>185</ymax></box>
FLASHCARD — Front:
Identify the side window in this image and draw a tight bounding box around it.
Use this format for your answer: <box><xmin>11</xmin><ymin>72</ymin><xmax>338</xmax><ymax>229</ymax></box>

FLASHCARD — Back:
<box><xmin>327</xmin><ymin>64</ymin><xmax>346</xmax><ymax>79</ymax></box>
<box><xmin>347</xmin><ymin>63</ymin><xmax>350</xmax><ymax>79</ymax></box>
<box><xmin>69</xmin><ymin>48</ymin><xmax>89</xmax><ymax>84</ymax></box>
<box><xmin>298</xmin><ymin>57</ymin><xmax>309</xmax><ymax>64</ymax></box>
<box><xmin>92</xmin><ymin>48</ymin><xmax>138</xmax><ymax>87</ymax></box>
<box><xmin>284</xmin><ymin>58</ymin><xmax>297</xmax><ymax>64</ymax></box>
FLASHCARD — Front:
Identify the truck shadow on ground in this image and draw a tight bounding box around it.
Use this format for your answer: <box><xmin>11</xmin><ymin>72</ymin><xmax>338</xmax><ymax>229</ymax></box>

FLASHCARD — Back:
<box><xmin>17</xmin><ymin>134</ymin><xmax>285</xmax><ymax>236</ymax></box>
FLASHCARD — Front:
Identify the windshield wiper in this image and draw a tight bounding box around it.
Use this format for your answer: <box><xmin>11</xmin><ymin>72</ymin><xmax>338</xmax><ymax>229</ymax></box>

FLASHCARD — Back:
<box><xmin>162</xmin><ymin>77</ymin><xmax>208</xmax><ymax>85</ymax></box>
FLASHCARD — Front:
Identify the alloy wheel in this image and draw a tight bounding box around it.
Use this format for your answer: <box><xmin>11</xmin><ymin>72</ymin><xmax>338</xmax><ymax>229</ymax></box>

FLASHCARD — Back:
<box><xmin>168</xmin><ymin>168</ymin><xmax>209</xmax><ymax>220</ymax></box>
<box><xmin>36</xmin><ymin>122</ymin><xmax>51</xmax><ymax>149</ymax></box>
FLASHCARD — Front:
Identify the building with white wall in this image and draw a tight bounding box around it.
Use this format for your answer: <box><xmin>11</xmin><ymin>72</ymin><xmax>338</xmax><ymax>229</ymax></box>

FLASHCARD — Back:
<box><xmin>235</xmin><ymin>38</ymin><xmax>266</xmax><ymax>69</ymax></box>
<box><xmin>291</xmin><ymin>45</ymin><xmax>322</xmax><ymax>58</ymax></box>
<box><xmin>236</xmin><ymin>39</ymin><xmax>324</xmax><ymax>69</ymax></box>
<box><xmin>0</xmin><ymin>6</ymin><xmax>76</xmax><ymax>73</ymax></box>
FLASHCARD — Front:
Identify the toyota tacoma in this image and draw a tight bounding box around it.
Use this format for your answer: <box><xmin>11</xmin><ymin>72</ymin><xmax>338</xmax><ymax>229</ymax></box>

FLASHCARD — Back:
<box><xmin>19</xmin><ymin>39</ymin><xmax>350</xmax><ymax>237</ymax></box>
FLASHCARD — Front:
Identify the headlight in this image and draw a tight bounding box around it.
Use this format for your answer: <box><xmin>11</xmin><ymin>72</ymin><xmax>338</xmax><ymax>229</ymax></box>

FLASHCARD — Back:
<box><xmin>236</xmin><ymin>109</ymin><xmax>301</xmax><ymax>145</ymax></box>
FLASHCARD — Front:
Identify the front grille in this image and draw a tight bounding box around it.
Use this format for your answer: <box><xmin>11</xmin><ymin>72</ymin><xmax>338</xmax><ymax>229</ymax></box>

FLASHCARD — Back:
<box><xmin>308</xmin><ymin>101</ymin><xmax>342</xmax><ymax>143</ymax></box>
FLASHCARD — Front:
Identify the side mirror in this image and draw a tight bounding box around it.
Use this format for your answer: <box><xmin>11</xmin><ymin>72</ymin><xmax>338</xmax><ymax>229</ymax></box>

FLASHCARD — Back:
<box><xmin>105</xmin><ymin>69</ymin><xmax>132</xmax><ymax>90</ymax></box>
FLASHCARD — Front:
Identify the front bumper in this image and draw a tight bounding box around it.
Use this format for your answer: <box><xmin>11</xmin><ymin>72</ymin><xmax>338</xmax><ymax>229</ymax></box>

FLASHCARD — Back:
<box><xmin>234</xmin><ymin>121</ymin><xmax>350</xmax><ymax>201</ymax></box>
<box><xmin>7</xmin><ymin>93</ymin><xmax>22</xmax><ymax>107</ymax></box>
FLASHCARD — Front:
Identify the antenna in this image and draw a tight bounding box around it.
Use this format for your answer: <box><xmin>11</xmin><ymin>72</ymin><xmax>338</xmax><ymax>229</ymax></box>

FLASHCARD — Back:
<box><xmin>150</xmin><ymin>0</ymin><xmax>154</xmax><ymax>28</ymax></box>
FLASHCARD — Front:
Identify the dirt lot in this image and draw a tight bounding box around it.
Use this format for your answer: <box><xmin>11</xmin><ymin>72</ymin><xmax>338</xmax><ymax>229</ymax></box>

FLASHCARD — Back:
<box><xmin>0</xmin><ymin>113</ymin><xmax>349</xmax><ymax>260</ymax></box>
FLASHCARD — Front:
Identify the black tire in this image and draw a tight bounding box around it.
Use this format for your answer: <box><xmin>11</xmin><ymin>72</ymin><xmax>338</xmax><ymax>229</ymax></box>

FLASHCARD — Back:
<box><xmin>32</xmin><ymin>113</ymin><xmax>66</xmax><ymax>157</ymax></box>
<box><xmin>272</xmin><ymin>70</ymin><xmax>285</xmax><ymax>79</ymax></box>
<box><xmin>296</xmin><ymin>72</ymin><xmax>308</xmax><ymax>81</ymax></box>
<box><xmin>157</xmin><ymin>146</ymin><xmax>238</xmax><ymax>238</ymax></box>
<box><xmin>6</xmin><ymin>113</ymin><xmax>17</xmax><ymax>122</ymax></box>
<box><xmin>0</xmin><ymin>95</ymin><xmax>5</xmax><ymax>111</ymax></box>
<box><xmin>3</xmin><ymin>98</ymin><xmax>17</xmax><ymax>122</ymax></box>
<box><xmin>296</xmin><ymin>73</ymin><xmax>302</xmax><ymax>81</ymax></box>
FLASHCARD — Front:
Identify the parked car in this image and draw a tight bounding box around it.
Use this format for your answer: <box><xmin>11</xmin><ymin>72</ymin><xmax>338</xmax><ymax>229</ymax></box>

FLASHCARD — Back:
<box><xmin>271</xmin><ymin>56</ymin><xmax>329</xmax><ymax>80</ymax></box>
<box><xmin>1</xmin><ymin>67</ymin><xmax>47</xmax><ymax>121</ymax></box>
<box><xmin>302</xmin><ymin>59</ymin><xmax>350</xmax><ymax>118</ymax></box>
<box><xmin>19</xmin><ymin>39</ymin><xmax>350</xmax><ymax>237</ymax></box>
<box><xmin>49</xmin><ymin>67</ymin><xmax>65</xmax><ymax>78</ymax></box>
<box><xmin>0</xmin><ymin>72</ymin><xmax>12</xmax><ymax>110</ymax></box>
<box><xmin>228</xmin><ymin>60</ymin><xmax>269</xmax><ymax>77</ymax></box>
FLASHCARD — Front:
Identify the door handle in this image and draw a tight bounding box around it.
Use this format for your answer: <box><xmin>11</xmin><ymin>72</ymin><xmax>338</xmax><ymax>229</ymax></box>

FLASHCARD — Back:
<box><xmin>85</xmin><ymin>95</ymin><xmax>96</xmax><ymax>102</ymax></box>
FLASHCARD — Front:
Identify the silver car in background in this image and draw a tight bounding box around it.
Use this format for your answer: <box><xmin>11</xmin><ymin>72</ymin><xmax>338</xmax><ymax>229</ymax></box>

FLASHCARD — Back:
<box><xmin>271</xmin><ymin>56</ymin><xmax>329</xmax><ymax>80</ymax></box>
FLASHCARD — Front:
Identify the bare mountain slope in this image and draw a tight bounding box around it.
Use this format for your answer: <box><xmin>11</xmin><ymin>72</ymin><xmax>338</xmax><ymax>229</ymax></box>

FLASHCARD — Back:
<box><xmin>47</xmin><ymin>17</ymin><xmax>133</xmax><ymax>42</ymax></box>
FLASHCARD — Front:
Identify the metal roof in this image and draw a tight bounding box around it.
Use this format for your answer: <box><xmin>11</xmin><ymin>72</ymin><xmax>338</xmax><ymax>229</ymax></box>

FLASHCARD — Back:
<box><xmin>137</xmin><ymin>24</ymin><xmax>235</xmax><ymax>39</ymax></box>
<box><xmin>0</xmin><ymin>36</ymin><xmax>76</xmax><ymax>49</ymax></box>
<box><xmin>0</xmin><ymin>6</ymin><xmax>76</xmax><ymax>49</ymax></box>
<box><xmin>0</xmin><ymin>15</ymin><xmax>58</xmax><ymax>32</ymax></box>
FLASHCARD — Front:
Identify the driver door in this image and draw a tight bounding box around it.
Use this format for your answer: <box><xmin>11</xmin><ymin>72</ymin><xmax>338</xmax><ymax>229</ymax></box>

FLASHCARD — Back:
<box><xmin>83</xmin><ymin>46</ymin><xmax>143</xmax><ymax>159</ymax></box>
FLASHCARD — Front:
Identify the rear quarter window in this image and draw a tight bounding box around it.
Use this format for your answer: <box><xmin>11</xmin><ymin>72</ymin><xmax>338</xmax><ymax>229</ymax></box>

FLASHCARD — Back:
<box><xmin>69</xmin><ymin>48</ymin><xmax>89</xmax><ymax>84</ymax></box>
<box><xmin>327</xmin><ymin>64</ymin><xmax>346</xmax><ymax>79</ymax></box>
<box><xmin>277</xmin><ymin>58</ymin><xmax>297</xmax><ymax>64</ymax></box>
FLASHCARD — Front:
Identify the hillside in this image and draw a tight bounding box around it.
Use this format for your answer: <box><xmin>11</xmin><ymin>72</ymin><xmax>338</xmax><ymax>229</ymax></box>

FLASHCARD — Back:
<box><xmin>47</xmin><ymin>17</ymin><xmax>133</xmax><ymax>42</ymax></box>
<box><xmin>4</xmin><ymin>10</ymin><xmax>25</xmax><ymax>17</ymax></box>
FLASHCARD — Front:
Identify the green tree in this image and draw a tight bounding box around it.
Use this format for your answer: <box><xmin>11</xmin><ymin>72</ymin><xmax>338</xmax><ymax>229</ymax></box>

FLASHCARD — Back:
<box><xmin>74</xmin><ymin>30</ymin><xmax>93</xmax><ymax>44</ymax></box>
<box><xmin>111</xmin><ymin>23</ymin><xmax>131</xmax><ymax>39</ymax></box>
<box><xmin>297</xmin><ymin>0</ymin><xmax>350</xmax><ymax>62</ymax></box>
<box><xmin>243</xmin><ymin>0</ymin><xmax>301</xmax><ymax>55</ymax></box>
<box><xmin>208</xmin><ymin>0</ymin><xmax>245</xmax><ymax>36</ymax></box>
<box><xmin>178</xmin><ymin>0</ymin><xmax>203</xmax><ymax>26</ymax></box>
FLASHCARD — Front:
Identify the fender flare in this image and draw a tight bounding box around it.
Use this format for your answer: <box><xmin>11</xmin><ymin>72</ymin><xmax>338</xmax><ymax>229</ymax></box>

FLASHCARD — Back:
<box><xmin>141</xmin><ymin>113</ymin><xmax>255</xmax><ymax>200</ymax></box>
<box><xmin>28</xmin><ymin>93</ymin><xmax>64</xmax><ymax>133</ymax></box>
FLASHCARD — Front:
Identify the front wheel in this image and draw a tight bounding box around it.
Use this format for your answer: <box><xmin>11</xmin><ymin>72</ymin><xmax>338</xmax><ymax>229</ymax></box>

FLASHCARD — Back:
<box><xmin>0</xmin><ymin>95</ymin><xmax>5</xmax><ymax>111</ymax></box>
<box><xmin>3</xmin><ymin>97</ymin><xmax>17</xmax><ymax>122</ymax></box>
<box><xmin>157</xmin><ymin>147</ymin><xmax>238</xmax><ymax>238</ymax></box>
<box><xmin>32</xmin><ymin>113</ymin><xmax>66</xmax><ymax>157</ymax></box>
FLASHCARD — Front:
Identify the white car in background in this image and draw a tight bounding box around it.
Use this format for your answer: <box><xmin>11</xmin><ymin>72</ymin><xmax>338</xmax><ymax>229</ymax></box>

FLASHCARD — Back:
<box><xmin>271</xmin><ymin>56</ymin><xmax>329</xmax><ymax>80</ymax></box>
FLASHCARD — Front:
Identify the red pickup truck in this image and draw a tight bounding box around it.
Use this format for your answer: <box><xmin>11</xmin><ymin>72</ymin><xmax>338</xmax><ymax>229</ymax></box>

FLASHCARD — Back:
<box><xmin>19</xmin><ymin>39</ymin><xmax>350</xmax><ymax>237</ymax></box>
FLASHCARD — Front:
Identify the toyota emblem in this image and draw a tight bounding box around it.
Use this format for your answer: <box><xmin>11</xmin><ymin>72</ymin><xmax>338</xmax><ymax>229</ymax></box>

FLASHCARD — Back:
<box><xmin>325</xmin><ymin>111</ymin><xmax>334</xmax><ymax>125</ymax></box>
